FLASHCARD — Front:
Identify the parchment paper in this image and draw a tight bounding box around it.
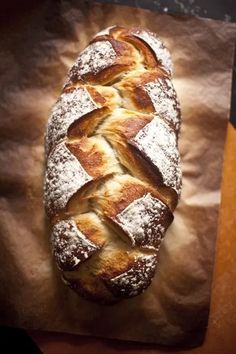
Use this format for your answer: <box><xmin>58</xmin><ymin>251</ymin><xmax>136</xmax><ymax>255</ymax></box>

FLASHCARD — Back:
<box><xmin>0</xmin><ymin>0</ymin><xmax>235</xmax><ymax>347</ymax></box>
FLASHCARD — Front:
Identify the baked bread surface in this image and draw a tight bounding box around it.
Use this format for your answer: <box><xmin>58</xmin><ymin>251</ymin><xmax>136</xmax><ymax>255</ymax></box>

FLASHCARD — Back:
<box><xmin>44</xmin><ymin>26</ymin><xmax>182</xmax><ymax>303</ymax></box>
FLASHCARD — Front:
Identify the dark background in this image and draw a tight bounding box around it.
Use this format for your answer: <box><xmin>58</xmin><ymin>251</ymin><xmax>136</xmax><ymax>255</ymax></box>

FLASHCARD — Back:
<box><xmin>0</xmin><ymin>0</ymin><xmax>235</xmax><ymax>353</ymax></box>
<box><xmin>99</xmin><ymin>0</ymin><xmax>236</xmax><ymax>21</ymax></box>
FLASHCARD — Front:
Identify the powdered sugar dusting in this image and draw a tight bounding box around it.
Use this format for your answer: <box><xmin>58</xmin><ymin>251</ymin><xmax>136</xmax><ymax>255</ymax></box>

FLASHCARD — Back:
<box><xmin>45</xmin><ymin>87</ymin><xmax>99</xmax><ymax>155</ymax></box>
<box><xmin>44</xmin><ymin>142</ymin><xmax>92</xmax><ymax>215</ymax></box>
<box><xmin>106</xmin><ymin>255</ymin><xmax>157</xmax><ymax>297</ymax></box>
<box><xmin>115</xmin><ymin>193</ymin><xmax>172</xmax><ymax>250</ymax></box>
<box><xmin>132</xmin><ymin>29</ymin><xmax>173</xmax><ymax>75</ymax></box>
<box><xmin>51</xmin><ymin>219</ymin><xmax>99</xmax><ymax>270</ymax></box>
<box><xmin>132</xmin><ymin>117</ymin><xmax>182</xmax><ymax>196</ymax></box>
<box><xmin>144</xmin><ymin>78</ymin><xmax>180</xmax><ymax>131</ymax></box>
<box><xmin>68</xmin><ymin>41</ymin><xmax>117</xmax><ymax>82</ymax></box>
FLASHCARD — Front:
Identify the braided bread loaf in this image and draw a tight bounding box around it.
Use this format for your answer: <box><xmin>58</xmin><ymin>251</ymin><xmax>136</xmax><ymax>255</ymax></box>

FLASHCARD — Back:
<box><xmin>44</xmin><ymin>26</ymin><xmax>182</xmax><ymax>304</ymax></box>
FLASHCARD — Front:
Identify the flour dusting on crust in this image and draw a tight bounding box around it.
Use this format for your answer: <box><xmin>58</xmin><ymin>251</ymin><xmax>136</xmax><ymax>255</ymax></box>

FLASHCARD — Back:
<box><xmin>51</xmin><ymin>219</ymin><xmax>99</xmax><ymax>271</ymax></box>
<box><xmin>115</xmin><ymin>193</ymin><xmax>172</xmax><ymax>250</ymax></box>
<box><xmin>46</xmin><ymin>87</ymin><xmax>100</xmax><ymax>155</ymax></box>
<box><xmin>67</xmin><ymin>41</ymin><xmax>117</xmax><ymax>82</ymax></box>
<box><xmin>132</xmin><ymin>117</ymin><xmax>182</xmax><ymax>196</ymax></box>
<box><xmin>44</xmin><ymin>142</ymin><xmax>92</xmax><ymax>215</ymax></box>
<box><xmin>105</xmin><ymin>255</ymin><xmax>157</xmax><ymax>297</ymax></box>
<box><xmin>132</xmin><ymin>29</ymin><xmax>173</xmax><ymax>75</ymax></box>
<box><xmin>144</xmin><ymin>77</ymin><xmax>180</xmax><ymax>131</ymax></box>
<box><xmin>44</xmin><ymin>26</ymin><xmax>182</xmax><ymax>302</ymax></box>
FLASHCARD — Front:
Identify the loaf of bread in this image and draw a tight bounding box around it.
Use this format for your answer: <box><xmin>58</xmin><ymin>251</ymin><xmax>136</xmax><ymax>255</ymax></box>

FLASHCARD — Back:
<box><xmin>44</xmin><ymin>26</ymin><xmax>182</xmax><ymax>303</ymax></box>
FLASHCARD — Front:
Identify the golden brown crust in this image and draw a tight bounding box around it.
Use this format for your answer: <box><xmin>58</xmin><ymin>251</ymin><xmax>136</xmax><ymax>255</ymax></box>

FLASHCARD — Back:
<box><xmin>102</xmin><ymin>255</ymin><xmax>158</xmax><ymax>298</ymax></box>
<box><xmin>67</xmin><ymin>107</ymin><xmax>109</xmax><ymax>139</ymax></box>
<box><xmin>118</xmin><ymin>115</ymin><xmax>153</xmax><ymax>139</ymax></box>
<box><xmin>98</xmin><ymin>111</ymin><xmax>178</xmax><ymax>210</ymax></box>
<box><xmin>66</xmin><ymin>38</ymin><xmax>138</xmax><ymax>86</ymax></box>
<box><xmin>66</xmin><ymin>140</ymin><xmax>103</xmax><ymax>179</ymax></box>
<box><xmin>119</xmin><ymin>29</ymin><xmax>160</xmax><ymax>69</ymax></box>
<box><xmin>44</xmin><ymin>25</ymin><xmax>182</xmax><ymax>303</ymax></box>
<box><xmin>75</xmin><ymin>214</ymin><xmax>108</xmax><ymax>247</ymax></box>
<box><xmin>96</xmin><ymin>250</ymin><xmax>135</xmax><ymax>279</ymax></box>
<box><xmin>62</xmin><ymin>272</ymin><xmax>117</xmax><ymax>304</ymax></box>
<box><xmin>116</xmin><ymin>70</ymin><xmax>164</xmax><ymax>112</ymax></box>
<box><xmin>65</xmin><ymin>85</ymin><xmax>120</xmax><ymax>139</ymax></box>
<box><xmin>115</xmin><ymin>70</ymin><xmax>181</xmax><ymax>134</ymax></box>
